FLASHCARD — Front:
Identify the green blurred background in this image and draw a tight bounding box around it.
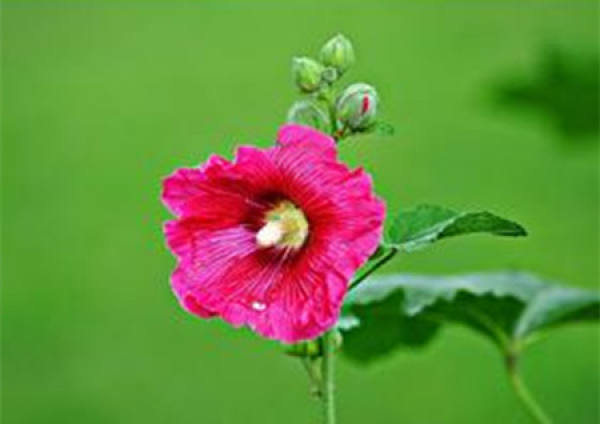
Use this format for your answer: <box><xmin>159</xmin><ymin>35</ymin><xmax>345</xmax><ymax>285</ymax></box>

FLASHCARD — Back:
<box><xmin>2</xmin><ymin>1</ymin><xmax>598</xmax><ymax>423</ymax></box>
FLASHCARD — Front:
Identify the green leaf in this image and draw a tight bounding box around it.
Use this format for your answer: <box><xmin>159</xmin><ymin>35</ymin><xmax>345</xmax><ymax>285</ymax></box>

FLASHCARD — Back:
<box><xmin>388</xmin><ymin>205</ymin><xmax>527</xmax><ymax>252</ymax></box>
<box><xmin>514</xmin><ymin>286</ymin><xmax>600</xmax><ymax>341</ymax></box>
<box><xmin>340</xmin><ymin>297</ymin><xmax>440</xmax><ymax>362</ymax></box>
<box><xmin>346</xmin><ymin>205</ymin><xmax>526</xmax><ymax>293</ymax></box>
<box><xmin>339</xmin><ymin>272</ymin><xmax>599</xmax><ymax>363</ymax></box>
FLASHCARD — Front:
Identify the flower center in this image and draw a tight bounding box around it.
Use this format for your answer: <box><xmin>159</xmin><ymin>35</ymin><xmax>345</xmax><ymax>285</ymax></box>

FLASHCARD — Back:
<box><xmin>256</xmin><ymin>200</ymin><xmax>309</xmax><ymax>249</ymax></box>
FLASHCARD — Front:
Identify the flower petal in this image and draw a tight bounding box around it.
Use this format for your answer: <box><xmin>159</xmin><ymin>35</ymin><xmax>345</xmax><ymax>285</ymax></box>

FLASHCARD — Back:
<box><xmin>161</xmin><ymin>155</ymin><xmax>232</xmax><ymax>216</ymax></box>
<box><xmin>277</xmin><ymin>124</ymin><xmax>336</xmax><ymax>158</ymax></box>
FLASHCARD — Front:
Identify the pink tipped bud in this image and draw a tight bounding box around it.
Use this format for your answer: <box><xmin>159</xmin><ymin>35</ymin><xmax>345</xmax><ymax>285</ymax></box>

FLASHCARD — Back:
<box><xmin>336</xmin><ymin>83</ymin><xmax>378</xmax><ymax>130</ymax></box>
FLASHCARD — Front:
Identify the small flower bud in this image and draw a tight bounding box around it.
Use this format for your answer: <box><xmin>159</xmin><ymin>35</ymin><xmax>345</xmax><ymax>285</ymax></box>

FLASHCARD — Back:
<box><xmin>286</xmin><ymin>99</ymin><xmax>331</xmax><ymax>133</ymax></box>
<box><xmin>331</xmin><ymin>329</ymin><xmax>343</xmax><ymax>350</ymax></box>
<box><xmin>336</xmin><ymin>83</ymin><xmax>378</xmax><ymax>130</ymax></box>
<box><xmin>292</xmin><ymin>57</ymin><xmax>324</xmax><ymax>93</ymax></box>
<box><xmin>284</xmin><ymin>339</ymin><xmax>321</xmax><ymax>358</ymax></box>
<box><xmin>319</xmin><ymin>34</ymin><xmax>355</xmax><ymax>75</ymax></box>
<box><xmin>321</xmin><ymin>67</ymin><xmax>339</xmax><ymax>84</ymax></box>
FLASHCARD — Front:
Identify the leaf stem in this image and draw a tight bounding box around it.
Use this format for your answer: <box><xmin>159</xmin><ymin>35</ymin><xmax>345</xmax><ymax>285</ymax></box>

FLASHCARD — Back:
<box><xmin>505</xmin><ymin>352</ymin><xmax>552</xmax><ymax>424</ymax></box>
<box><xmin>349</xmin><ymin>246</ymin><xmax>398</xmax><ymax>289</ymax></box>
<box><xmin>321</xmin><ymin>330</ymin><xmax>336</xmax><ymax>424</ymax></box>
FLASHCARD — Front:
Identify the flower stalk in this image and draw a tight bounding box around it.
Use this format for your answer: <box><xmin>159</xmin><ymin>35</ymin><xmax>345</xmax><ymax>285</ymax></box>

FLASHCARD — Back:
<box><xmin>288</xmin><ymin>33</ymin><xmax>387</xmax><ymax>423</ymax></box>
<box><xmin>321</xmin><ymin>330</ymin><xmax>336</xmax><ymax>424</ymax></box>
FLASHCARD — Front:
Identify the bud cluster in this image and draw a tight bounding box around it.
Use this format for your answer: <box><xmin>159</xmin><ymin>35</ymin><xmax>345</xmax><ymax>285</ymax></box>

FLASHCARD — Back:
<box><xmin>287</xmin><ymin>34</ymin><xmax>380</xmax><ymax>137</ymax></box>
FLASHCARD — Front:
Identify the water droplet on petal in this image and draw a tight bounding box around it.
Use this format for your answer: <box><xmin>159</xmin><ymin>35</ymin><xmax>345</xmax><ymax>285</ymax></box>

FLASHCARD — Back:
<box><xmin>251</xmin><ymin>301</ymin><xmax>267</xmax><ymax>311</ymax></box>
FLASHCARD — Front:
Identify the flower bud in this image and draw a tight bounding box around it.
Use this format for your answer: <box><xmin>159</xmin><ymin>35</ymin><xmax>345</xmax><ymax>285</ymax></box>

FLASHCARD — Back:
<box><xmin>284</xmin><ymin>339</ymin><xmax>321</xmax><ymax>358</ymax></box>
<box><xmin>292</xmin><ymin>57</ymin><xmax>324</xmax><ymax>93</ymax></box>
<box><xmin>319</xmin><ymin>34</ymin><xmax>355</xmax><ymax>75</ymax></box>
<box><xmin>336</xmin><ymin>83</ymin><xmax>378</xmax><ymax>130</ymax></box>
<box><xmin>321</xmin><ymin>67</ymin><xmax>339</xmax><ymax>84</ymax></box>
<box><xmin>331</xmin><ymin>329</ymin><xmax>343</xmax><ymax>350</ymax></box>
<box><xmin>286</xmin><ymin>99</ymin><xmax>331</xmax><ymax>133</ymax></box>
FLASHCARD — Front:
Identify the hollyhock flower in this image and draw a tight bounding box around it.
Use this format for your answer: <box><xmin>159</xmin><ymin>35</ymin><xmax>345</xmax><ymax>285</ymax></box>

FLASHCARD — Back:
<box><xmin>162</xmin><ymin>124</ymin><xmax>385</xmax><ymax>343</ymax></box>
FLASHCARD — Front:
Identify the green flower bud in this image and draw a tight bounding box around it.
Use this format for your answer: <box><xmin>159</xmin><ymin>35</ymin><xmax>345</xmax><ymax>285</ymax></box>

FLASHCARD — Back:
<box><xmin>284</xmin><ymin>339</ymin><xmax>321</xmax><ymax>358</ymax></box>
<box><xmin>319</xmin><ymin>34</ymin><xmax>355</xmax><ymax>75</ymax></box>
<box><xmin>292</xmin><ymin>57</ymin><xmax>324</xmax><ymax>93</ymax></box>
<box><xmin>321</xmin><ymin>67</ymin><xmax>339</xmax><ymax>84</ymax></box>
<box><xmin>286</xmin><ymin>99</ymin><xmax>331</xmax><ymax>133</ymax></box>
<box><xmin>336</xmin><ymin>83</ymin><xmax>378</xmax><ymax>130</ymax></box>
<box><xmin>331</xmin><ymin>329</ymin><xmax>343</xmax><ymax>350</ymax></box>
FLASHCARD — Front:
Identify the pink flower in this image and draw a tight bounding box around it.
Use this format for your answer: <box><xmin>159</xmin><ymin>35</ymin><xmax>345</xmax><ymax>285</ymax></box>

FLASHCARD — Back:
<box><xmin>162</xmin><ymin>124</ymin><xmax>385</xmax><ymax>343</ymax></box>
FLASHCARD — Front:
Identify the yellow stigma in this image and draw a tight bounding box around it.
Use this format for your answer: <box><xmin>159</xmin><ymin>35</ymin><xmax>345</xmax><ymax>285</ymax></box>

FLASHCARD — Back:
<box><xmin>256</xmin><ymin>200</ymin><xmax>309</xmax><ymax>249</ymax></box>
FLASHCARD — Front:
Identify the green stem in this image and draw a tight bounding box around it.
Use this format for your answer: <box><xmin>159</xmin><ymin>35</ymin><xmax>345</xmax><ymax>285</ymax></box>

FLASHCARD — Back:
<box><xmin>328</xmin><ymin>101</ymin><xmax>338</xmax><ymax>139</ymax></box>
<box><xmin>321</xmin><ymin>330</ymin><xmax>336</xmax><ymax>424</ymax></box>
<box><xmin>506</xmin><ymin>353</ymin><xmax>552</xmax><ymax>424</ymax></box>
<box><xmin>349</xmin><ymin>246</ymin><xmax>398</xmax><ymax>289</ymax></box>
<box><xmin>312</xmin><ymin>83</ymin><xmax>348</xmax><ymax>424</ymax></box>
<box><xmin>317</xmin><ymin>85</ymin><xmax>340</xmax><ymax>141</ymax></box>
